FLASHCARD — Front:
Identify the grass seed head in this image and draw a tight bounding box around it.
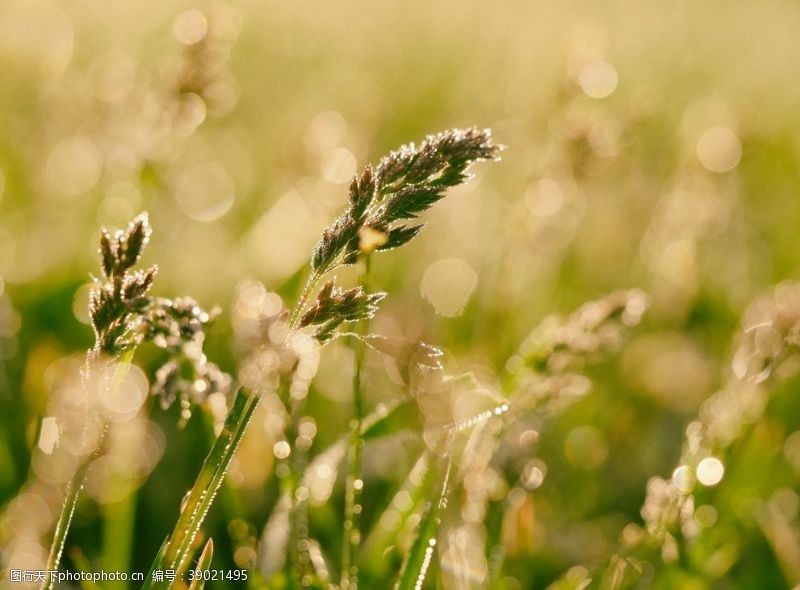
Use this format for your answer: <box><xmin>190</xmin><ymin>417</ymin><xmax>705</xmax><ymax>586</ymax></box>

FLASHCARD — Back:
<box><xmin>90</xmin><ymin>213</ymin><xmax>230</xmax><ymax>419</ymax></box>
<box><xmin>310</xmin><ymin>128</ymin><xmax>502</xmax><ymax>276</ymax></box>
<box><xmin>299</xmin><ymin>279</ymin><xmax>386</xmax><ymax>344</ymax></box>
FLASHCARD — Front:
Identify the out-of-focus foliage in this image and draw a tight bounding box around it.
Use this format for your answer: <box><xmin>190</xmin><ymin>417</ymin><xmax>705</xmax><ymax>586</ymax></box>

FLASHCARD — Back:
<box><xmin>1</xmin><ymin>0</ymin><xmax>800</xmax><ymax>589</ymax></box>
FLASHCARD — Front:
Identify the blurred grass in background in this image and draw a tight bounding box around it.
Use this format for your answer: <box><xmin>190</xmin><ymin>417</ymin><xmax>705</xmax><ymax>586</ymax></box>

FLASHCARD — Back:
<box><xmin>2</xmin><ymin>0</ymin><xmax>800</xmax><ymax>588</ymax></box>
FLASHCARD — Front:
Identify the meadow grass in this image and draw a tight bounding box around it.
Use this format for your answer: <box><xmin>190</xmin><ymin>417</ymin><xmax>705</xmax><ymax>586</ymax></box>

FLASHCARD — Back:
<box><xmin>2</xmin><ymin>5</ymin><xmax>800</xmax><ymax>586</ymax></box>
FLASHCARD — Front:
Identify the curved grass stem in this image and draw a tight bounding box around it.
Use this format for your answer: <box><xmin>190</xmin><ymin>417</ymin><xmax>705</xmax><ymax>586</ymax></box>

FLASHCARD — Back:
<box><xmin>43</xmin><ymin>472</ymin><xmax>84</xmax><ymax>590</ymax></box>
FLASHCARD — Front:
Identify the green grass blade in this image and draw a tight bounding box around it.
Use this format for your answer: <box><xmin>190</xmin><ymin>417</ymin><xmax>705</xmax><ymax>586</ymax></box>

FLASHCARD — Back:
<box><xmin>144</xmin><ymin>537</ymin><xmax>169</xmax><ymax>587</ymax></box>
<box><xmin>43</xmin><ymin>478</ymin><xmax>82</xmax><ymax>590</ymax></box>
<box><xmin>393</xmin><ymin>458</ymin><xmax>452</xmax><ymax>590</ymax></box>
<box><xmin>362</xmin><ymin>452</ymin><xmax>432</xmax><ymax>580</ymax></box>
<box><xmin>187</xmin><ymin>538</ymin><xmax>214</xmax><ymax>590</ymax></box>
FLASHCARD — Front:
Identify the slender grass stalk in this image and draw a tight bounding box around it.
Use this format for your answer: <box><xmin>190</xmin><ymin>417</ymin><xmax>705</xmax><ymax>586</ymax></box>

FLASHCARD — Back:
<box><xmin>341</xmin><ymin>256</ymin><xmax>371</xmax><ymax>590</ymax></box>
<box><xmin>361</xmin><ymin>452</ymin><xmax>432</xmax><ymax>580</ymax></box>
<box><xmin>283</xmin><ymin>392</ymin><xmax>310</xmax><ymax>585</ymax></box>
<box><xmin>144</xmin><ymin>272</ymin><xmax>336</xmax><ymax>589</ymax></box>
<box><xmin>274</xmin><ymin>269</ymin><xmax>339</xmax><ymax>585</ymax></box>
<box><xmin>277</xmin><ymin>466</ymin><xmax>300</xmax><ymax>588</ymax></box>
<box><xmin>101</xmin><ymin>354</ymin><xmax>139</xmax><ymax>590</ymax></box>
<box><xmin>43</xmin><ymin>428</ymin><xmax>107</xmax><ymax>589</ymax></box>
<box><xmin>394</xmin><ymin>458</ymin><xmax>453</xmax><ymax>590</ymax></box>
<box><xmin>44</xmin><ymin>471</ymin><xmax>85</xmax><ymax>589</ymax></box>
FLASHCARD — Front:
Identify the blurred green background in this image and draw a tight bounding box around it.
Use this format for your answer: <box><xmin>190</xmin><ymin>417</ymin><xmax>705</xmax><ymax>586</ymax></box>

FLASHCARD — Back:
<box><xmin>2</xmin><ymin>0</ymin><xmax>800</xmax><ymax>588</ymax></box>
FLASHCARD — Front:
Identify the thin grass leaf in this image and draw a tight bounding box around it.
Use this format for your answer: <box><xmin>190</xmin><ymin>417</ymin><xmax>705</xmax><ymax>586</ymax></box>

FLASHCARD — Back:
<box><xmin>393</xmin><ymin>458</ymin><xmax>453</xmax><ymax>590</ymax></box>
<box><xmin>42</xmin><ymin>220</ymin><xmax>157</xmax><ymax>590</ymax></box>
<box><xmin>170</xmin><ymin>390</ymin><xmax>258</xmax><ymax>579</ymax></box>
<box><xmin>144</xmin><ymin>537</ymin><xmax>170</xmax><ymax>587</ymax></box>
<box><xmin>187</xmin><ymin>538</ymin><xmax>214</xmax><ymax>590</ymax></box>
<box><xmin>362</xmin><ymin>452</ymin><xmax>433</xmax><ymax>577</ymax></box>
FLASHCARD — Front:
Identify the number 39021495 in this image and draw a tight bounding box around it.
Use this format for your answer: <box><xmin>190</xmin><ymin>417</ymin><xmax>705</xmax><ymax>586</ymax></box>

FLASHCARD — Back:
<box><xmin>187</xmin><ymin>569</ymin><xmax>248</xmax><ymax>582</ymax></box>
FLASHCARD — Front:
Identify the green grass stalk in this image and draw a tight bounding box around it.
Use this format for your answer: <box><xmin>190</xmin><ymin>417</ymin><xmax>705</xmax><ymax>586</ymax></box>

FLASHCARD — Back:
<box><xmin>394</xmin><ymin>458</ymin><xmax>452</xmax><ymax>590</ymax></box>
<box><xmin>341</xmin><ymin>256</ymin><xmax>371</xmax><ymax>589</ymax></box>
